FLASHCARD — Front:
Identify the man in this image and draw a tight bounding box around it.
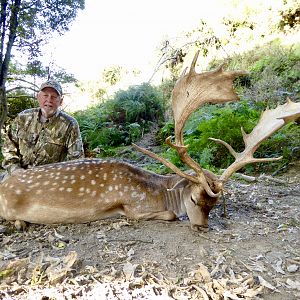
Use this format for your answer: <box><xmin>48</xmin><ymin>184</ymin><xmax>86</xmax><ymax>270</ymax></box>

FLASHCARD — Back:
<box><xmin>1</xmin><ymin>79</ymin><xmax>84</xmax><ymax>177</ymax></box>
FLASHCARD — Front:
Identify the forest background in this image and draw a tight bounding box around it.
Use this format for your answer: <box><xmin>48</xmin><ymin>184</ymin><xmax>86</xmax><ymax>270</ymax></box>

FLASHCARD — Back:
<box><xmin>0</xmin><ymin>0</ymin><xmax>299</xmax><ymax>176</ymax></box>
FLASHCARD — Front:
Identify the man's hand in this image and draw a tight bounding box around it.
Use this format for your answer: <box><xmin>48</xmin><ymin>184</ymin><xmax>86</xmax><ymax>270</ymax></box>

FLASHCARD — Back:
<box><xmin>11</xmin><ymin>168</ymin><xmax>25</xmax><ymax>176</ymax></box>
<box><xmin>8</xmin><ymin>164</ymin><xmax>23</xmax><ymax>175</ymax></box>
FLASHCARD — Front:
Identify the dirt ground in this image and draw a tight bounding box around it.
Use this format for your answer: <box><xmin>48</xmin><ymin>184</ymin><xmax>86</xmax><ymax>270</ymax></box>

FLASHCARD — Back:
<box><xmin>0</xmin><ymin>163</ymin><xmax>299</xmax><ymax>299</ymax></box>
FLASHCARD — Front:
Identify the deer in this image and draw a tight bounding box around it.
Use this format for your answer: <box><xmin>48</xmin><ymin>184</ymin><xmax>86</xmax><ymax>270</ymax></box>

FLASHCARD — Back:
<box><xmin>0</xmin><ymin>51</ymin><xmax>299</xmax><ymax>231</ymax></box>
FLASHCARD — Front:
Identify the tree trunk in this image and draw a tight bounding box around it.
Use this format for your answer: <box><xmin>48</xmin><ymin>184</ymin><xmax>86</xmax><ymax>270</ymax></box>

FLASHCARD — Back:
<box><xmin>0</xmin><ymin>85</ymin><xmax>7</xmax><ymax>139</ymax></box>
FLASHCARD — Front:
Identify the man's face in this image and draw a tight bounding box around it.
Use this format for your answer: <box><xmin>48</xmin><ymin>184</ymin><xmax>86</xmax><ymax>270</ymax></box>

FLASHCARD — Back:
<box><xmin>37</xmin><ymin>87</ymin><xmax>62</xmax><ymax>118</ymax></box>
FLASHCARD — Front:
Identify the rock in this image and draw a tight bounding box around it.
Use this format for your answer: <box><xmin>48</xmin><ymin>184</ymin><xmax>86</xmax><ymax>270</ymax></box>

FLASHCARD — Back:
<box><xmin>287</xmin><ymin>264</ymin><xmax>299</xmax><ymax>273</ymax></box>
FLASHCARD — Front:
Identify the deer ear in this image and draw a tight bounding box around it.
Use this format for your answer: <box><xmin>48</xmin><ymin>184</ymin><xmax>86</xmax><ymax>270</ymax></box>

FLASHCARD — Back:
<box><xmin>168</xmin><ymin>178</ymin><xmax>190</xmax><ymax>190</ymax></box>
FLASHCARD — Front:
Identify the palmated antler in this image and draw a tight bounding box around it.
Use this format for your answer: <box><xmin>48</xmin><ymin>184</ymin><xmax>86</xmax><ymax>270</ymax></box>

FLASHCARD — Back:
<box><xmin>212</xmin><ymin>98</ymin><xmax>300</xmax><ymax>182</ymax></box>
<box><xmin>133</xmin><ymin>51</ymin><xmax>248</xmax><ymax>197</ymax></box>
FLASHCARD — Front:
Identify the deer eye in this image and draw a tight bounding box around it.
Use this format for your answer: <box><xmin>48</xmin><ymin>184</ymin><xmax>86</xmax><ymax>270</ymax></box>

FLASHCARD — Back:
<box><xmin>191</xmin><ymin>196</ymin><xmax>197</xmax><ymax>206</ymax></box>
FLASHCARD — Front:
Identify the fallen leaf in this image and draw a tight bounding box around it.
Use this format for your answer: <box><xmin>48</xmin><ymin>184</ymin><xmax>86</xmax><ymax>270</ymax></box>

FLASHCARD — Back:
<box><xmin>257</xmin><ymin>275</ymin><xmax>276</xmax><ymax>291</ymax></box>
<box><xmin>122</xmin><ymin>262</ymin><xmax>137</xmax><ymax>280</ymax></box>
<box><xmin>286</xmin><ymin>279</ymin><xmax>300</xmax><ymax>291</ymax></box>
<box><xmin>196</xmin><ymin>263</ymin><xmax>211</xmax><ymax>283</ymax></box>
<box><xmin>272</xmin><ymin>258</ymin><xmax>285</xmax><ymax>274</ymax></box>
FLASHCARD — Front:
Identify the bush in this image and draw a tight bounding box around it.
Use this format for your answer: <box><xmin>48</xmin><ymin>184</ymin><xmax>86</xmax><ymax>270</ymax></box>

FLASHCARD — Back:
<box><xmin>209</xmin><ymin>40</ymin><xmax>300</xmax><ymax>106</ymax></box>
<box><xmin>73</xmin><ymin>83</ymin><xmax>167</xmax><ymax>155</ymax></box>
<box><xmin>159</xmin><ymin>100</ymin><xmax>300</xmax><ymax>174</ymax></box>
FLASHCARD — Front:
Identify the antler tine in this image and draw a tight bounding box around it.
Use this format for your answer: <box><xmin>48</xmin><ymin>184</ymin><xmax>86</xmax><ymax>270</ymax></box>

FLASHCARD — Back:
<box><xmin>214</xmin><ymin>98</ymin><xmax>300</xmax><ymax>182</ymax></box>
<box><xmin>132</xmin><ymin>143</ymin><xmax>198</xmax><ymax>184</ymax></box>
<box><xmin>188</xmin><ymin>50</ymin><xmax>200</xmax><ymax>76</ymax></box>
<box><xmin>132</xmin><ymin>142</ymin><xmax>221</xmax><ymax>198</ymax></box>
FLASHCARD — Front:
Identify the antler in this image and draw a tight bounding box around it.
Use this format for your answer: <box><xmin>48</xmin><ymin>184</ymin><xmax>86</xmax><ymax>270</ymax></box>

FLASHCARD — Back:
<box><xmin>133</xmin><ymin>51</ymin><xmax>248</xmax><ymax>197</ymax></box>
<box><xmin>211</xmin><ymin>98</ymin><xmax>300</xmax><ymax>182</ymax></box>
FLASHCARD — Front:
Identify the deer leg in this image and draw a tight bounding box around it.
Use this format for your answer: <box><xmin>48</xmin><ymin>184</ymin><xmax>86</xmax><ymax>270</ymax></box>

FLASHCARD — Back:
<box><xmin>14</xmin><ymin>220</ymin><xmax>27</xmax><ymax>231</ymax></box>
<box><xmin>139</xmin><ymin>211</ymin><xmax>177</xmax><ymax>221</ymax></box>
<box><xmin>124</xmin><ymin>208</ymin><xmax>176</xmax><ymax>221</ymax></box>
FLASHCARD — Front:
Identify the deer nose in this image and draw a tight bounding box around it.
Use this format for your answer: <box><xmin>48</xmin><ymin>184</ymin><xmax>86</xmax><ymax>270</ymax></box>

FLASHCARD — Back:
<box><xmin>191</xmin><ymin>224</ymin><xmax>209</xmax><ymax>232</ymax></box>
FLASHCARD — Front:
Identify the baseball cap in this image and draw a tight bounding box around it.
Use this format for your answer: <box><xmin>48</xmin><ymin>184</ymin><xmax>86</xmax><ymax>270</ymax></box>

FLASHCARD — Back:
<box><xmin>39</xmin><ymin>80</ymin><xmax>63</xmax><ymax>96</ymax></box>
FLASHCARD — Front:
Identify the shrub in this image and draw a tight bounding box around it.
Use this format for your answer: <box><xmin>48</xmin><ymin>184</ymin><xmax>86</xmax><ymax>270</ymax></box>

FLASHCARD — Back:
<box><xmin>73</xmin><ymin>83</ymin><xmax>167</xmax><ymax>155</ymax></box>
<box><xmin>159</xmin><ymin>100</ymin><xmax>300</xmax><ymax>174</ymax></box>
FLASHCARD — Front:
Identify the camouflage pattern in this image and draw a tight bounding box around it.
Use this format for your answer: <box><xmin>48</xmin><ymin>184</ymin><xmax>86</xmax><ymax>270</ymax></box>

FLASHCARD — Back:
<box><xmin>39</xmin><ymin>80</ymin><xmax>63</xmax><ymax>96</ymax></box>
<box><xmin>2</xmin><ymin>108</ymin><xmax>84</xmax><ymax>174</ymax></box>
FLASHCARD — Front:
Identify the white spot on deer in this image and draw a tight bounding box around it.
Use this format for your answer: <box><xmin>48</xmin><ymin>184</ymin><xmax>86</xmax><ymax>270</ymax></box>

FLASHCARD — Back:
<box><xmin>66</xmin><ymin>188</ymin><xmax>73</xmax><ymax>192</ymax></box>
<box><xmin>119</xmin><ymin>191</ymin><xmax>124</xmax><ymax>197</ymax></box>
<box><xmin>103</xmin><ymin>173</ymin><xmax>107</xmax><ymax>180</ymax></box>
<box><xmin>50</xmin><ymin>187</ymin><xmax>56</xmax><ymax>192</ymax></box>
<box><xmin>79</xmin><ymin>187</ymin><xmax>85</xmax><ymax>192</ymax></box>
<box><xmin>100</xmin><ymin>193</ymin><xmax>105</xmax><ymax>198</ymax></box>
<box><xmin>124</xmin><ymin>186</ymin><xmax>129</xmax><ymax>192</ymax></box>
<box><xmin>96</xmin><ymin>174</ymin><xmax>99</xmax><ymax>178</ymax></box>
<box><xmin>100</xmin><ymin>183</ymin><xmax>104</xmax><ymax>187</ymax></box>
<box><xmin>80</xmin><ymin>175</ymin><xmax>85</xmax><ymax>180</ymax></box>
<box><xmin>78</xmin><ymin>193</ymin><xmax>84</xmax><ymax>197</ymax></box>
<box><xmin>36</xmin><ymin>189</ymin><xmax>42</xmax><ymax>195</ymax></box>
<box><xmin>72</xmin><ymin>166</ymin><xmax>77</xmax><ymax>171</ymax></box>
<box><xmin>88</xmin><ymin>170</ymin><xmax>93</xmax><ymax>175</ymax></box>
<box><xmin>86</xmin><ymin>188</ymin><xmax>91</xmax><ymax>193</ymax></box>
<box><xmin>59</xmin><ymin>187</ymin><xmax>64</xmax><ymax>191</ymax></box>
<box><xmin>37</xmin><ymin>175</ymin><xmax>42</xmax><ymax>179</ymax></box>
<box><xmin>108</xmin><ymin>186</ymin><xmax>113</xmax><ymax>192</ymax></box>
<box><xmin>63</xmin><ymin>176</ymin><xmax>69</xmax><ymax>179</ymax></box>
<box><xmin>43</xmin><ymin>181</ymin><xmax>50</xmax><ymax>186</ymax></box>
<box><xmin>70</xmin><ymin>175</ymin><xmax>75</xmax><ymax>180</ymax></box>
<box><xmin>52</xmin><ymin>182</ymin><xmax>58</xmax><ymax>186</ymax></box>
<box><xmin>91</xmin><ymin>191</ymin><xmax>97</xmax><ymax>196</ymax></box>
<box><xmin>71</xmin><ymin>180</ymin><xmax>76</xmax><ymax>184</ymax></box>
<box><xmin>27</xmin><ymin>180</ymin><xmax>33</xmax><ymax>184</ymax></box>
<box><xmin>66</xmin><ymin>167</ymin><xmax>71</xmax><ymax>171</ymax></box>
<box><xmin>62</xmin><ymin>180</ymin><xmax>67</xmax><ymax>184</ymax></box>
<box><xmin>15</xmin><ymin>189</ymin><xmax>22</xmax><ymax>195</ymax></box>
<box><xmin>131</xmin><ymin>191</ymin><xmax>138</xmax><ymax>198</ymax></box>
<box><xmin>114</xmin><ymin>185</ymin><xmax>118</xmax><ymax>191</ymax></box>
<box><xmin>139</xmin><ymin>192</ymin><xmax>146</xmax><ymax>200</ymax></box>
<box><xmin>91</xmin><ymin>180</ymin><xmax>96</xmax><ymax>185</ymax></box>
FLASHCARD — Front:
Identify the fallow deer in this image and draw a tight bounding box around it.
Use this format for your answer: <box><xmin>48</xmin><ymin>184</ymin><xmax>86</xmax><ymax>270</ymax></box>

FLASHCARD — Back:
<box><xmin>0</xmin><ymin>51</ymin><xmax>299</xmax><ymax>231</ymax></box>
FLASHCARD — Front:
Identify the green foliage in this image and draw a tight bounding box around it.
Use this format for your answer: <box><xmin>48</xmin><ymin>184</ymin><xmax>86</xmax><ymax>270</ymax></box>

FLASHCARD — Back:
<box><xmin>255</xmin><ymin>122</ymin><xmax>300</xmax><ymax>173</ymax></box>
<box><xmin>111</xmin><ymin>83</ymin><xmax>165</xmax><ymax>124</ymax></box>
<box><xmin>158</xmin><ymin>100</ymin><xmax>300</xmax><ymax>174</ymax></box>
<box><xmin>184</xmin><ymin>102</ymin><xmax>260</xmax><ymax>170</ymax></box>
<box><xmin>158</xmin><ymin>120</ymin><xmax>174</xmax><ymax>143</ymax></box>
<box><xmin>74</xmin><ymin>83</ymin><xmax>166</xmax><ymax>155</ymax></box>
<box><xmin>210</xmin><ymin>40</ymin><xmax>300</xmax><ymax>106</ymax></box>
<box><xmin>7</xmin><ymin>92</ymin><xmax>37</xmax><ymax>120</ymax></box>
<box><xmin>102</xmin><ymin>65</ymin><xmax>124</xmax><ymax>86</ymax></box>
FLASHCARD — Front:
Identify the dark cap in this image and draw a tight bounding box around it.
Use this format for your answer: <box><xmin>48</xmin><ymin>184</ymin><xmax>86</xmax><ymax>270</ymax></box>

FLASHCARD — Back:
<box><xmin>39</xmin><ymin>80</ymin><xmax>63</xmax><ymax>96</ymax></box>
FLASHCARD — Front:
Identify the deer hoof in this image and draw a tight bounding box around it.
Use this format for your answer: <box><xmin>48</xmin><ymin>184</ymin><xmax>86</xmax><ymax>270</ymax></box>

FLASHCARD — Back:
<box><xmin>14</xmin><ymin>220</ymin><xmax>27</xmax><ymax>231</ymax></box>
<box><xmin>191</xmin><ymin>224</ymin><xmax>209</xmax><ymax>232</ymax></box>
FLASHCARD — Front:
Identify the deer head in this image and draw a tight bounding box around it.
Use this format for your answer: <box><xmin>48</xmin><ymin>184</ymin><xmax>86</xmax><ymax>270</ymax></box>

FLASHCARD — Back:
<box><xmin>133</xmin><ymin>51</ymin><xmax>300</xmax><ymax>231</ymax></box>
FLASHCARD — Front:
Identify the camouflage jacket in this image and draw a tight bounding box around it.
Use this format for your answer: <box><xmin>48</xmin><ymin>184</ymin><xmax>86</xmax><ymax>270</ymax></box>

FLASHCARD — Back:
<box><xmin>2</xmin><ymin>108</ymin><xmax>85</xmax><ymax>174</ymax></box>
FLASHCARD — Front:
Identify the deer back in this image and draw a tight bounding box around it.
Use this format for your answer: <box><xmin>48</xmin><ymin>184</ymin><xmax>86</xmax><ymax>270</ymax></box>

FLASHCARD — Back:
<box><xmin>0</xmin><ymin>159</ymin><xmax>183</xmax><ymax>224</ymax></box>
